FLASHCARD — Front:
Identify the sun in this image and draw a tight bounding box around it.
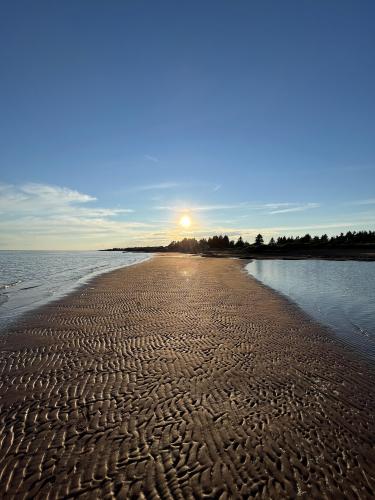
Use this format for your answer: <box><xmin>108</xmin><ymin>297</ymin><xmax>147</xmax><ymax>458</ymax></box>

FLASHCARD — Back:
<box><xmin>179</xmin><ymin>214</ymin><xmax>191</xmax><ymax>228</ymax></box>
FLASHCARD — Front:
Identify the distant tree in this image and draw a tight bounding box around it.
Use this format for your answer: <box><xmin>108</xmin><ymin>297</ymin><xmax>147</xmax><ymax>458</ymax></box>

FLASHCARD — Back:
<box><xmin>168</xmin><ymin>238</ymin><xmax>200</xmax><ymax>253</ymax></box>
<box><xmin>164</xmin><ymin>229</ymin><xmax>375</xmax><ymax>255</ymax></box>
<box><xmin>255</xmin><ymin>234</ymin><xmax>264</xmax><ymax>246</ymax></box>
<box><xmin>199</xmin><ymin>238</ymin><xmax>209</xmax><ymax>251</ymax></box>
<box><xmin>337</xmin><ymin>232</ymin><xmax>345</xmax><ymax>243</ymax></box>
<box><xmin>235</xmin><ymin>236</ymin><xmax>245</xmax><ymax>248</ymax></box>
<box><xmin>223</xmin><ymin>235</ymin><xmax>230</xmax><ymax>248</ymax></box>
<box><xmin>269</xmin><ymin>237</ymin><xmax>276</xmax><ymax>246</ymax></box>
<box><xmin>300</xmin><ymin>234</ymin><xmax>312</xmax><ymax>244</ymax></box>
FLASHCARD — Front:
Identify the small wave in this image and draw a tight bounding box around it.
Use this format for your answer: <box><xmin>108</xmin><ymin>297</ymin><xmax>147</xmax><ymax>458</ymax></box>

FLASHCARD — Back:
<box><xmin>0</xmin><ymin>251</ymin><xmax>152</xmax><ymax>331</ymax></box>
<box><xmin>0</xmin><ymin>280</ymin><xmax>22</xmax><ymax>290</ymax></box>
<box><xmin>348</xmin><ymin>319</ymin><xmax>373</xmax><ymax>340</ymax></box>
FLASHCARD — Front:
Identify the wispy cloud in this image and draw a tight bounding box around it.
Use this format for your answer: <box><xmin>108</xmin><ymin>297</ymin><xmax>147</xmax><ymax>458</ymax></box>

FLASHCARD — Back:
<box><xmin>0</xmin><ymin>182</ymin><xmax>143</xmax><ymax>249</ymax></box>
<box><xmin>154</xmin><ymin>201</ymin><xmax>320</xmax><ymax>214</ymax></box>
<box><xmin>154</xmin><ymin>202</ymin><xmax>249</xmax><ymax>212</ymax></box>
<box><xmin>0</xmin><ymin>183</ymin><xmax>134</xmax><ymax>217</ymax></box>
<box><xmin>0</xmin><ymin>182</ymin><xmax>96</xmax><ymax>208</ymax></box>
<box><xmin>130</xmin><ymin>180</ymin><xmax>228</xmax><ymax>193</ymax></box>
<box><xmin>133</xmin><ymin>182</ymin><xmax>182</xmax><ymax>191</ymax></box>
<box><xmin>260</xmin><ymin>203</ymin><xmax>294</xmax><ymax>210</ymax></box>
<box><xmin>351</xmin><ymin>198</ymin><xmax>375</xmax><ymax>206</ymax></box>
<box><xmin>267</xmin><ymin>203</ymin><xmax>320</xmax><ymax>214</ymax></box>
<box><xmin>144</xmin><ymin>155</ymin><xmax>159</xmax><ymax>163</ymax></box>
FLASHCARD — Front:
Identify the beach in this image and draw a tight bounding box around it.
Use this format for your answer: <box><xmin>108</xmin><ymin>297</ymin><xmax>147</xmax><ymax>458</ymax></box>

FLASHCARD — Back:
<box><xmin>0</xmin><ymin>254</ymin><xmax>374</xmax><ymax>498</ymax></box>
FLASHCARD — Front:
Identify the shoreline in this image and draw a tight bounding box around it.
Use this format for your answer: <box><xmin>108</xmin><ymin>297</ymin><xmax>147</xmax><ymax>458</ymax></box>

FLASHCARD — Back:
<box><xmin>112</xmin><ymin>251</ymin><xmax>375</xmax><ymax>262</ymax></box>
<box><xmin>251</xmin><ymin>275</ymin><xmax>375</xmax><ymax>372</ymax></box>
<box><xmin>6</xmin><ymin>254</ymin><xmax>371</xmax><ymax>368</ymax></box>
<box><xmin>0</xmin><ymin>252</ymin><xmax>153</xmax><ymax>334</ymax></box>
<box><xmin>244</xmin><ymin>259</ymin><xmax>375</xmax><ymax>367</ymax></box>
<box><xmin>0</xmin><ymin>255</ymin><xmax>374</xmax><ymax>497</ymax></box>
<box><xmin>201</xmin><ymin>251</ymin><xmax>375</xmax><ymax>261</ymax></box>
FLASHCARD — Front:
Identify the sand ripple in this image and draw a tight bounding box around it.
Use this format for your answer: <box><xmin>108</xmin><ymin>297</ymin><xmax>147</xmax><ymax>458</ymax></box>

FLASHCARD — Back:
<box><xmin>0</xmin><ymin>255</ymin><xmax>374</xmax><ymax>498</ymax></box>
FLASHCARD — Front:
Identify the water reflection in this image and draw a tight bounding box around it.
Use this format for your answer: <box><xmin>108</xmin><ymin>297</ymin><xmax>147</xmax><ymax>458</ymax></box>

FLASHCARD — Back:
<box><xmin>246</xmin><ymin>260</ymin><xmax>375</xmax><ymax>362</ymax></box>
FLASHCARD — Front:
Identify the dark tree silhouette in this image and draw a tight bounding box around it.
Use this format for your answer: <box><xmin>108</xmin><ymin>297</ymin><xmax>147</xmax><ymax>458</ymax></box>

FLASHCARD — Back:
<box><xmin>255</xmin><ymin>234</ymin><xmax>264</xmax><ymax>246</ymax></box>
<box><xmin>235</xmin><ymin>236</ymin><xmax>245</xmax><ymax>248</ymax></box>
<box><xmin>115</xmin><ymin>229</ymin><xmax>375</xmax><ymax>254</ymax></box>
<box><xmin>300</xmin><ymin>234</ymin><xmax>312</xmax><ymax>244</ymax></box>
<box><xmin>119</xmin><ymin>230</ymin><xmax>375</xmax><ymax>253</ymax></box>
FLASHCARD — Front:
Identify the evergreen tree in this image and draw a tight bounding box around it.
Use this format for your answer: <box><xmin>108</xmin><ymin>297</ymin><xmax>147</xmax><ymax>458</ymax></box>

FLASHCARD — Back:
<box><xmin>235</xmin><ymin>236</ymin><xmax>245</xmax><ymax>248</ymax></box>
<box><xmin>166</xmin><ymin>229</ymin><xmax>375</xmax><ymax>253</ymax></box>
<box><xmin>223</xmin><ymin>235</ymin><xmax>230</xmax><ymax>248</ymax></box>
<box><xmin>300</xmin><ymin>234</ymin><xmax>312</xmax><ymax>244</ymax></box>
<box><xmin>255</xmin><ymin>234</ymin><xmax>264</xmax><ymax>246</ymax></box>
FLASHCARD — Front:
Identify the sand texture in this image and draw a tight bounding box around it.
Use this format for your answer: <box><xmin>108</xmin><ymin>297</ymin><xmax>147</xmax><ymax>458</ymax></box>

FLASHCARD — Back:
<box><xmin>0</xmin><ymin>255</ymin><xmax>374</xmax><ymax>499</ymax></box>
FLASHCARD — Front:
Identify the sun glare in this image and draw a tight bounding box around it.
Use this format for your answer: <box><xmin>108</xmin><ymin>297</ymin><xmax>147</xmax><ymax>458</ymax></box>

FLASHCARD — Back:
<box><xmin>179</xmin><ymin>215</ymin><xmax>191</xmax><ymax>228</ymax></box>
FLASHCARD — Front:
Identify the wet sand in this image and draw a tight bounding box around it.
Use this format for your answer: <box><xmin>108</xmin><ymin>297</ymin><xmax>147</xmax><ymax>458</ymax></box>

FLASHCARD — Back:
<box><xmin>0</xmin><ymin>254</ymin><xmax>374</xmax><ymax>498</ymax></box>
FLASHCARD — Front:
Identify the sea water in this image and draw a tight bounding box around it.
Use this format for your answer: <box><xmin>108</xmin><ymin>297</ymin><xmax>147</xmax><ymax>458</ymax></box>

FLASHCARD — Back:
<box><xmin>0</xmin><ymin>250</ymin><xmax>151</xmax><ymax>330</ymax></box>
<box><xmin>246</xmin><ymin>259</ymin><xmax>375</xmax><ymax>362</ymax></box>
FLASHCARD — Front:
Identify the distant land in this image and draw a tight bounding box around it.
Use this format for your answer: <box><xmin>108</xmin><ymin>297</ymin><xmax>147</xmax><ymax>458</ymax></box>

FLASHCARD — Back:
<box><xmin>104</xmin><ymin>230</ymin><xmax>375</xmax><ymax>261</ymax></box>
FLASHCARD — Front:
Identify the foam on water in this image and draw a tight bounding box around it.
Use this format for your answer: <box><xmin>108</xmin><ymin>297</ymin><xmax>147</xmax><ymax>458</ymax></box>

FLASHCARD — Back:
<box><xmin>0</xmin><ymin>250</ymin><xmax>151</xmax><ymax>330</ymax></box>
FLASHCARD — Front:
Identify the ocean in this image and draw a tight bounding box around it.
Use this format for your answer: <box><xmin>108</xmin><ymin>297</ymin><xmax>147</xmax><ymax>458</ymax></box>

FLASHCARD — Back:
<box><xmin>0</xmin><ymin>250</ymin><xmax>151</xmax><ymax>330</ymax></box>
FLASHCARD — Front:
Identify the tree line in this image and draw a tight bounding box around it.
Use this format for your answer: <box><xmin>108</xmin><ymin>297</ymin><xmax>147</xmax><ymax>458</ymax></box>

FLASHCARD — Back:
<box><xmin>167</xmin><ymin>230</ymin><xmax>375</xmax><ymax>253</ymax></box>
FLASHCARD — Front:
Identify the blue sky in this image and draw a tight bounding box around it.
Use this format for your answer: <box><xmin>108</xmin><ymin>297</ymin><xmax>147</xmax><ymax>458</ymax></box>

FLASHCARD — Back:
<box><xmin>0</xmin><ymin>0</ymin><xmax>374</xmax><ymax>249</ymax></box>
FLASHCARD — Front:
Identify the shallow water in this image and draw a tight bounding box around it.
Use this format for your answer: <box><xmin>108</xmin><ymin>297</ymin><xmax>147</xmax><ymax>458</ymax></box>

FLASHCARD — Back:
<box><xmin>246</xmin><ymin>260</ymin><xmax>375</xmax><ymax>362</ymax></box>
<box><xmin>0</xmin><ymin>250</ymin><xmax>151</xmax><ymax>330</ymax></box>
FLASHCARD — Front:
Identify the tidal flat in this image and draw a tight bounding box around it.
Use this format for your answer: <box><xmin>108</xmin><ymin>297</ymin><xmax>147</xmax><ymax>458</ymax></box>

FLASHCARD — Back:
<box><xmin>0</xmin><ymin>255</ymin><xmax>374</xmax><ymax>498</ymax></box>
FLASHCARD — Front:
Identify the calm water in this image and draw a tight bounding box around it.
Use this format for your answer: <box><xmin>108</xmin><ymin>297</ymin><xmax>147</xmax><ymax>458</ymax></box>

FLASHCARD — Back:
<box><xmin>0</xmin><ymin>251</ymin><xmax>151</xmax><ymax>330</ymax></box>
<box><xmin>246</xmin><ymin>260</ymin><xmax>375</xmax><ymax>362</ymax></box>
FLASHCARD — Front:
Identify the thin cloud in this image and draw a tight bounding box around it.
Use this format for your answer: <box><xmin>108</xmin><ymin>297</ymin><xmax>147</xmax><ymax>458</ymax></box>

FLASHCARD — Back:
<box><xmin>22</xmin><ymin>182</ymin><xmax>96</xmax><ymax>203</ymax></box>
<box><xmin>132</xmin><ymin>180</ymin><xmax>227</xmax><ymax>193</ymax></box>
<box><xmin>133</xmin><ymin>182</ymin><xmax>182</xmax><ymax>191</ymax></box>
<box><xmin>0</xmin><ymin>183</ymin><xmax>134</xmax><ymax>217</ymax></box>
<box><xmin>154</xmin><ymin>201</ymin><xmax>320</xmax><ymax>214</ymax></box>
<box><xmin>351</xmin><ymin>198</ymin><xmax>375</xmax><ymax>206</ymax></box>
<box><xmin>144</xmin><ymin>155</ymin><xmax>159</xmax><ymax>163</ymax></box>
<box><xmin>0</xmin><ymin>182</ymin><xmax>140</xmax><ymax>249</ymax></box>
<box><xmin>155</xmin><ymin>202</ymin><xmax>248</xmax><ymax>212</ymax></box>
<box><xmin>268</xmin><ymin>203</ymin><xmax>320</xmax><ymax>214</ymax></box>
<box><xmin>260</xmin><ymin>203</ymin><xmax>295</xmax><ymax>210</ymax></box>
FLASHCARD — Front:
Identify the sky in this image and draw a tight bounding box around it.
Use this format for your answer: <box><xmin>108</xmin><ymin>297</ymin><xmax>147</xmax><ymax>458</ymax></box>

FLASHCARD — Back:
<box><xmin>0</xmin><ymin>0</ymin><xmax>374</xmax><ymax>250</ymax></box>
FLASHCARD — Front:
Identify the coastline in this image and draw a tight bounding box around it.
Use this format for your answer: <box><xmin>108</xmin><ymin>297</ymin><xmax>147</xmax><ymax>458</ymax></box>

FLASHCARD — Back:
<box><xmin>0</xmin><ymin>251</ymin><xmax>152</xmax><ymax>334</ymax></box>
<box><xmin>0</xmin><ymin>254</ymin><xmax>374</xmax><ymax>497</ymax></box>
<box><xmin>244</xmin><ymin>259</ymin><xmax>375</xmax><ymax>366</ymax></box>
<box><xmin>113</xmin><ymin>243</ymin><xmax>375</xmax><ymax>261</ymax></box>
<box><xmin>201</xmin><ymin>250</ymin><xmax>375</xmax><ymax>261</ymax></box>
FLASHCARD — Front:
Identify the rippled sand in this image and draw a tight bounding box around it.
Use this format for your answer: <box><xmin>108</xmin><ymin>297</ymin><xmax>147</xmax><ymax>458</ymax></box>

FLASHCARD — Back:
<box><xmin>0</xmin><ymin>255</ymin><xmax>374</xmax><ymax>498</ymax></box>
